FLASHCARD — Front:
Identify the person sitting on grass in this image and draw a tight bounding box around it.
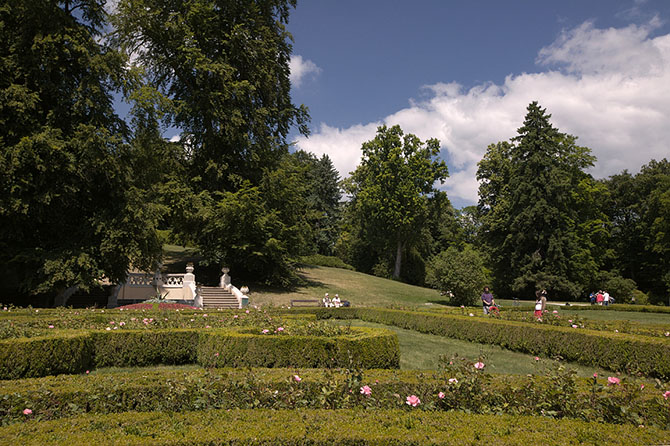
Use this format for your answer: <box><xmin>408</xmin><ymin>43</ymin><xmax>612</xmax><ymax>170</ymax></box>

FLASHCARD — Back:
<box><xmin>332</xmin><ymin>294</ymin><xmax>341</xmax><ymax>308</ymax></box>
<box><xmin>481</xmin><ymin>287</ymin><xmax>495</xmax><ymax>315</ymax></box>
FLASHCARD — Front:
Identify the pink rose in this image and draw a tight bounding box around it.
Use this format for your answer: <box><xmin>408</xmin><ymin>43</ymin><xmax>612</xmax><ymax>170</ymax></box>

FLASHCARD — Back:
<box><xmin>23</xmin><ymin>409</ymin><xmax>32</xmax><ymax>415</ymax></box>
<box><xmin>448</xmin><ymin>378</ymin><xmax>458</xmax><ymax>384</ymax></box>
<box><xmin>571</xmin><ymin>324</ymin><xmax>578</xmax><ymax>328</ymax></box>
<box><xmin>293</xmin><ymin>375</ymin><xmax>301</xmax><ymax>382</ymax></box>
<box><xmin>277</xmin><ymin>327</ymin><xmax>284</xmax><ymax>332</ymax></box>
<box><xmin>360</xmin><ymin>385</ymin><xmax>372</xmax><ymax>396</ymax></box>
<box><xmin>607</xmin><ymin>376</ymin><xmax>621</xmax><ymax>386</ymax></box>
<box><xmin>405</xmin><ymin>395</ymin><xmax>421</xmax><ymax>407</ymax></box>
<box><xmin>261</xmin><ymin>329</ymin><xmax>269</xmax><ymax>334</ymax></box>
<box><xmin>474</xmin><ymin>362</ymin><xmax>485</xmax><ymax>370</ymax></box>
<box><xmin>48</xmin><ymin>325</ymin><xmax>54</xmax><ymax>329</ymax></box>
<box><xmin>534</xmin><ymin>356</ymin><xmax>540</xmax><ymax>361</ymax></box>
<box><xmin>663</xmin><ymin>390</ymin><xmax>670</xmax><ymax>399</ymax></box>
<box><xmin>552</xmin><ymin>310</ymin><xmax>558</xmax><ymax>314</ymax></box>
<box><xmin>438</xmin><ymin>392</ymin><xmax>445</xmax><ymax>399</ymax></box>
<box><xmin>593</xmin><ymin>373</ymin><xmax>598</xmax><ymax>378</ymax></box>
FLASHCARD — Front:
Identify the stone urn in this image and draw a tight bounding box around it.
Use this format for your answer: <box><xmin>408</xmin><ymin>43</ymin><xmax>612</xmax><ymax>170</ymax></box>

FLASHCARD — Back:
<box><xmin>240</xmin><ymin>286</ymin><xmax>250</xmax><ymax>295</ymax></box>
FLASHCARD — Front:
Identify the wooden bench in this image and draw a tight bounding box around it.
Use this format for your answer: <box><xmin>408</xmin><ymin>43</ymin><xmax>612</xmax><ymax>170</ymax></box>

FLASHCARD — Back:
<box><xmin>290</xmin><ymin>299</ymin><xmax>321</xmax><ymax>307</ymax></box>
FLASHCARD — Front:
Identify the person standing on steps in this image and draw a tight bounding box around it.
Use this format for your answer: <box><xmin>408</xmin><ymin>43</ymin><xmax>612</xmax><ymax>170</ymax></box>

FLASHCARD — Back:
<box><xmin>481</xmin><ymin>286</ymin><xmax>495</xmax><ymax>315</ymax></box>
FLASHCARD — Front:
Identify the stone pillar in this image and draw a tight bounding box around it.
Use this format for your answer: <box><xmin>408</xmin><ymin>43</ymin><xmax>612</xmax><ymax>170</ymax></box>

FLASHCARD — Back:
<box><xmin>183</xmin><ymin>263</ymin><xmax>196</xmax><ymax>300</ymax></box>
<box><xmin>220</xmin><ymin>267</ymin><xmax>231</xmax><ymax>288</ymax></box>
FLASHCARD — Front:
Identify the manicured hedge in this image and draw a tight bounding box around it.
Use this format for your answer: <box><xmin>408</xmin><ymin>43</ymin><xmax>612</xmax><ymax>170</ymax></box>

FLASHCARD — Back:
<box><xmin>198</xmin><ymin>326</ymin><xmax>399</xmax><ymax>369</ymax></box>
<box><xmin>0</xmin><ymin>332</ymin><xmax>93</xmax><ymax>379</ymax></box>
<box><xmin>1</xmin><ymin>409</ymin><xmax>666</xmax><ymax>445</ymax></box>
<box><xmin>2</xmin><ymin>367</ymin><xmax>668</xmax><ymax>428</ymax></box>
<box><xmin>562</xmin><ymin>304</ymin><xmax>670</xmax><ymax>314</ymax></box>
<box><xmin>304</xmin><ymin>308</ymin><xmax>670</xmax><ymax>379</ymax></box>
<box><xmin>0</xmin><ymin>326</ymin><xmax>399</xmax><ymax>379</ymax></box>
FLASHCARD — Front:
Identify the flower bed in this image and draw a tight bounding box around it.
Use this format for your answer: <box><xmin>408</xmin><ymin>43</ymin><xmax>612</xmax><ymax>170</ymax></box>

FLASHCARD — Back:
<box><xmin>0</xmin><ymin>408</ymin><xmax>665</xmax><ymax>445</ymax></box>
<box><xmin>1</xmin><ymin>365</ymin><xmax>669</xmax><ymax>428</ymax></box>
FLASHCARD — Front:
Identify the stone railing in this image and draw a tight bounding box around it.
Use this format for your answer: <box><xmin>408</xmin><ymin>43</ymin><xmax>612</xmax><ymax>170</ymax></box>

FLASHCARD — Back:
<box><xmin>220</xmin><ymin>267</ymin><xmax>249</xmax><ymax>309</ymax></box>
<box><xmin>110</xmin><ymin>264</ymin><xmax>249</xmax><ymax>309</ymax></box>
<box><xmin>110</xmin><ymin>264</ymin><xmax>198</xmax><ymax>308</ymax></box>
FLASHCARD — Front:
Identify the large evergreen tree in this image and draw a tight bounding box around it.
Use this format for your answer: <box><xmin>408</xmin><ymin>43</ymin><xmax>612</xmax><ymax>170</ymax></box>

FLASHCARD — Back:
<box><xmin>113</xmin><ymin>0</ymin><xmax>312</xmax><ymax>285</ymax></box>
<box><xmin>0</xmin><ymin>0</ymin><xmax>162</xmax><ymax>299</ymax></box>
<box><xmin>113</xmin><ymin>0</ymin><xmax>309</xmax><ymax>191</ymax></box>
<box><xmin>477</xmin><ymin>102</ymin><xmax>607</xmax><ymax>299</ymax></box>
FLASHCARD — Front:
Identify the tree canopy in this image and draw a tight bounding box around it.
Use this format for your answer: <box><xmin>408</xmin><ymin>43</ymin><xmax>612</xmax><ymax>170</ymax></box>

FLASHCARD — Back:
<box><xmin>344</xmin><ymin>125</ymin><xmax>449</xmax><ymax>279</ymax></box>
<box><xmin>477</xmin><ymin>102</ymin><xmax>606</xmax><ymax>299</ymax></box>
<box><xmin>0</xmin><ymin>0</ymin><xmax>161</xmax><ymax>298</ymax></box>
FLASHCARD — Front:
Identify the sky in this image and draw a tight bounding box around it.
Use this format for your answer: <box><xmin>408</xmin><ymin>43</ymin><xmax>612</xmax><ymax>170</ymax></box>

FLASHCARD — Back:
<box><xmin>285</xmin><ymin>0</ymin><xmax>670</xmax><ymax>208</ymax></box>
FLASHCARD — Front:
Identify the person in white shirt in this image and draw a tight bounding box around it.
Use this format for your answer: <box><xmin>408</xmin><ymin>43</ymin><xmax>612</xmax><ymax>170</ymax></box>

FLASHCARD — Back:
<box><xmin>333</xmin><ymin>294</ymin><xmax>341</xmax><ymax>308</ymax></box>
<box><xmin>603</xmin><ymin>291</ymin><xmax>610</xmax><ymax>306</ymax></box>
<box><xmin>322</xmin><ymin>293</ymin><xmax>332</xmax><ymax>307</ymax></box>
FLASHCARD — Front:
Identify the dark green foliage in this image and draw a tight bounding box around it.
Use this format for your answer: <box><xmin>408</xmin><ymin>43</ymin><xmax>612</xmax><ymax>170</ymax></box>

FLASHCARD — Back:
<box><xmin>425</xmin><ymin>245</ymin><xmax>489</xmax><ymax>306</ymax></box>
<box><xmin>477</xmin><ymin>102</ymin><xmax>606</xmax><ymax>300</ymax></box>
<box><xmin>0</xmin><ymin>408</ymin><xmax>665</xmax><ymax>445</ymax></box>
<box><xmin>292</xmin><ymin>151</ymin><xmax>342</xmax><ymax>255</ymax></box>
<box><xmin>0</xmin><ymin>1</ymin><xmax>162</xmax><ymax>297</ymax></box>
<box><xmin>602</xmin><ymin>159</ymin><xmax>670</xmax><ymax>304</ymax></box>
<box><xmin>113</xmin><ymin>0</ymin><xmax>309</xmax><ymax>191</ymax></box>
<box><xmin>299</xmin><ymin>254</ymin><xmax>355</xmax><ymax>270</ymax></box>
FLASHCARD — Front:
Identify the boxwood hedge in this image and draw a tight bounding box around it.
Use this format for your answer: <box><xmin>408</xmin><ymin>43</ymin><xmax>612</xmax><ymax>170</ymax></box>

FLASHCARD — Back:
<box><xmin>0</xmin><ymin>409</ymin><xmax>665</xmax><ymax>445</ymax></box>
<box><xmin>0</xmin><ymin>326</ymin><xmax>399</xmax><ymax>379</ymax></box>
<box><xmin>1</xmin><ymin>367</ymin><xmax>668</xmax><ymax>428</ymax></box>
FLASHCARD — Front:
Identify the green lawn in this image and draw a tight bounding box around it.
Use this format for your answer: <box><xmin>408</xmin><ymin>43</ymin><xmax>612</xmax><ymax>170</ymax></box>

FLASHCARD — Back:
<box><xmin>250</xmin><ymin>265</ymin><xmax>444</xmax><ymax>308</ymax></box>
<box><xmin>335</xmin><ymin>320</ymin><xmax>637</xmax><ymax>379</ymax></box>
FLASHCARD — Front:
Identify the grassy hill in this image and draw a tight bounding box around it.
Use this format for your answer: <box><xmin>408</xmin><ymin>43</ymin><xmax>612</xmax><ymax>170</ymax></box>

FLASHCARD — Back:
<box><xmin>249</xmin><ymin>265</ymin><xmax>444</xmax><ymax>308</ymax></box>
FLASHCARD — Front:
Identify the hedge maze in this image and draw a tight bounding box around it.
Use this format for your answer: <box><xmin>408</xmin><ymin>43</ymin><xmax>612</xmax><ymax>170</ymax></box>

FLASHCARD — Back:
<box><xmin>0</xmin><ymin>306</ymin><xmax>668</xmax><ymax>445</ymax></box>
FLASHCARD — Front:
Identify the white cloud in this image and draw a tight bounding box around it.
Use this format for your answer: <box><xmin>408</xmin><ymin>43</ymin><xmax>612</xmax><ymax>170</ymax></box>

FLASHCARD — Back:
<box><xmin>294</xmin><ymin>19</ymin><xmax>670</xmax><ymax>205</ymax></box>
<box><xmin>289</xmin><ymin>55</ymin><xmax>321</xmax><ymax>88</ymax></box>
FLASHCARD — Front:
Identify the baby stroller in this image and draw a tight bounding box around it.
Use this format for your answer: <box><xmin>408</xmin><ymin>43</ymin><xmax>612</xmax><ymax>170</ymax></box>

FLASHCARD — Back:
<box><xmin>487</xmin><ymin>303</ymin><xmax>501</xmax><ymax>317</ymax></box>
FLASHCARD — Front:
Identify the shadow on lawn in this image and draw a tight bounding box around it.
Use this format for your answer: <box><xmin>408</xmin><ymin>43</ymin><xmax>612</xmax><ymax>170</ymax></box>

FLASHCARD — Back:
<box><xmin>248</xmin><ymin>270</ymin><xmax>327</xmax><ymax>295</ymax></box>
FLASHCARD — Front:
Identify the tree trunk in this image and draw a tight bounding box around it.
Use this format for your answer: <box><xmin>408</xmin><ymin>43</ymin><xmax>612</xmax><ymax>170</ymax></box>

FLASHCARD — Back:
<box><xmin>393</xmin><ymin>239</ymin><xmax>403</xmax><ymax>279</ymax></box>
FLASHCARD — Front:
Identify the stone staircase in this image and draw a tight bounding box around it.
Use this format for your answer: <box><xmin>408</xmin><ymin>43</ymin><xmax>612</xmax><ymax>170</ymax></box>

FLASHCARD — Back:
<box><xmin>200</xmin><ymin>286</ymin><xmax>240</xmax><ymax>309</ymax></box>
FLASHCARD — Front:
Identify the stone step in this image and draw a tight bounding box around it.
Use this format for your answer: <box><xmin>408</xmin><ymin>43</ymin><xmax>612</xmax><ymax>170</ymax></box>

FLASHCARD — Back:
<box><xmin>200</xmin><ymin>286</ymin><xmax>239</xmax><ymax>308</ymax></box>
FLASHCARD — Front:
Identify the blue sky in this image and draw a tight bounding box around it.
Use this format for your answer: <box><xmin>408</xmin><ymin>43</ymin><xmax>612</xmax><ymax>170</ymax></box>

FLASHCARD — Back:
<box><xmin>287</xmin><ymin>1</ymin><xmax>670</xmax><ymax>208</ymax></box>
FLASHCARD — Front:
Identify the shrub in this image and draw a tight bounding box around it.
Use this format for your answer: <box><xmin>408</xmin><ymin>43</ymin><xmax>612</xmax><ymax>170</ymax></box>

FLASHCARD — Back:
<box><xmin>0</xmin><ymin>332</ymin><xmax>93</xmax><ymax>379</ymax></box>
<box><xmin>0</xmin><ymin>326</ymin><xmax>399</xmax><ymax>379</ymax></box>
<box><xmin>299</xmin><ymin>254</ymin><xmax>355</xmax><ymax>270</ymax></box>
<box><xmin>425</xmin><ymin>245</ymin><xmax>489</xmax><ymax>306</ymax></box>
<box><xmin>197</xmin><ymin>326</ymin><xmax>399</xmax><ymax>369</ymax></box>
<box><xmin>0</xmin><ymin>408</ymin><xmax>665</xmax><ymax>445</ymax></box>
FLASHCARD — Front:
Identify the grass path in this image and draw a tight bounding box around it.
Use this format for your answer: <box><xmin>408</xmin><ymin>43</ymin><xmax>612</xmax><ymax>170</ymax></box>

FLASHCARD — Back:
<box><xmin>335</xmin><ymin>320</ymin><xmax>650</xmax><ymax>380</ymax></box>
